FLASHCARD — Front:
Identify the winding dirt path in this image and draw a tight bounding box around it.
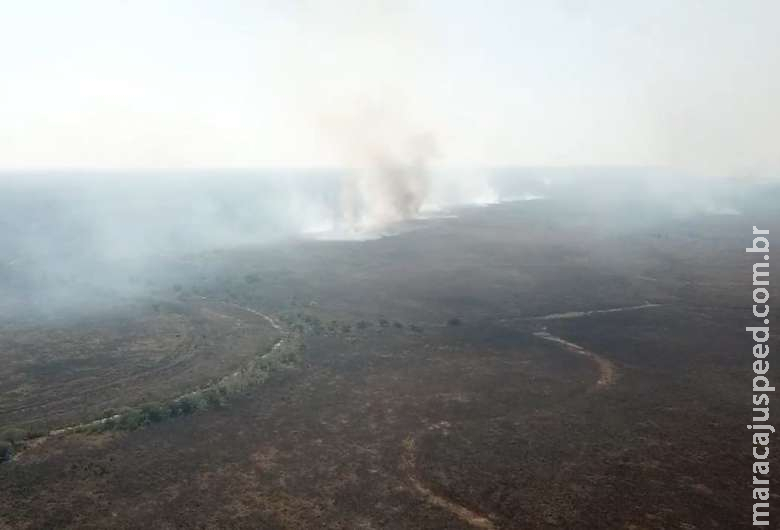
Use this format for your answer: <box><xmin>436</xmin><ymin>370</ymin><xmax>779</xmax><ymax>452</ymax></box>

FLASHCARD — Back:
<box><xmin>499</xmin><ymin>302</ymin><xmax>661</xmax><ymax>323</ymax></box>
<box><xmin>401</xmin><ymin>307</ymin><xmax>627</xmax><ymax>526</ymax></box>
<box><xmin>12</xmin><ymin>295</ymin><xmax>625</xmax><ymax>528</ymax></box>
<box><xmin>206</xmin><ymin>298</ymin><xmax>284</xmax><ymax>332</ymax></box>
<box><xmin>533</xmin><ymin>331</ymin><xmax>616</xmax><ymax>388</ymax></box>
<box><xmin>401</xmin><ymin>434</ymin><xmax>497</xmax><ymax>530</ymax></box>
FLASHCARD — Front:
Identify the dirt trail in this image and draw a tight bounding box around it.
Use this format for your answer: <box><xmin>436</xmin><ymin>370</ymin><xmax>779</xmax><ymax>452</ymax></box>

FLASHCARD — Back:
<box><xmin>402</xmin><ymin>435</ymin><xmax>497</xmax><ymax>530</ymax></box>
<box><xmin>533</xmin><ymin>331</ymin><xmax>616</xmax><ymax>388</ymax></box>
<box><xmin>213</xmin><ymin>298</ymin><xmax>284</xmax><ymax>332</ymax></box>
<box><xmin>398</xmin><ymin>307</ymin><xmax>628</xmax><ymax>526</ymax></box>
<box><xmin>400</xmin><ymin>329</ymin><xmax>617</xmax><ymax>528</ymax></box>
<box><xmin>500</xmin><ymin>302</ymin><xmax>661</xmax><ymax>323</ymax></box>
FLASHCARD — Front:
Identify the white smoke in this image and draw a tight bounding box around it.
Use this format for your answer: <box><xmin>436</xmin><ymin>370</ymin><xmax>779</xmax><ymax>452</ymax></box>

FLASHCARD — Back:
<box><xmin>340</xmin><ymin>131</ymin><xmax>438</xmax><ymax>232</ymax></box>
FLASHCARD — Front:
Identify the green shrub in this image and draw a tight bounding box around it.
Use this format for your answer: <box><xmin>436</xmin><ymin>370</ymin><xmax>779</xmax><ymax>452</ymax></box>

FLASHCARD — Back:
<box><xmin>203</xmin><ymin>388</ymin><xmax>223</xmax><ymax>408</ymax></box>
<box><xmin>118</xmin><ymin>409</ymin><xmax>145</xmax><ymax>430</ymax></box>
<box><xmin>176</xmin><ymin>395</ymin><xmax>197</xmax><ymax>415</ymax></box>
<box><xmin>140</xmin><ymin>403</ymin><xmax>167</xmax><ymax>423</ymax></box>
<box><xmin>167</xmin><ymin>400</ymin><xmax>182</xmax><ymax>417</ymax></box>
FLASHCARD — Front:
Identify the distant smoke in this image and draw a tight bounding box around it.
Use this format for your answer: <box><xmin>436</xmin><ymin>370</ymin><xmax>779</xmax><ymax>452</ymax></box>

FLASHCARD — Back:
<box><xmin>341</xmin><ymin>132</ymin><xmax>438</xmax><ymax>231</ymax></box>
<box><xmin>318</xmin><ymin>101</ymin><xmax>440</xmax><ymax>233</ymax></box>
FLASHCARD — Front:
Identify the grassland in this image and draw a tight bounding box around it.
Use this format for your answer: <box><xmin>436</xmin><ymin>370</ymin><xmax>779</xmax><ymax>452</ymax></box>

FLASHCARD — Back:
<box><xmin>1</xmin><ymin>183</ymin><xmax>778</xmax><ymax>528</ymax></box>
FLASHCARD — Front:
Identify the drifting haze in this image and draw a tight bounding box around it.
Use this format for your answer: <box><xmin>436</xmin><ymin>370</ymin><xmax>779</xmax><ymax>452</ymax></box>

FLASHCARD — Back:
<box><xmin>1</xmin><ymin>0</ymin><xmax>778</xmax><ymax>175</ymax></box>
<box><xmin>0</xmin><ymin>1</ymin><xmax>778</xmax><ymax>318</ymax></box>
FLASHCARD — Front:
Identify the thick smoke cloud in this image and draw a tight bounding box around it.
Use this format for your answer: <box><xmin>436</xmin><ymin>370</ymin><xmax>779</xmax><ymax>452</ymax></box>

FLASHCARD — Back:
<box><xmin>2</xmin><ymin>166</ymin><xmax>776</xmax><ymax>323</ymax></box>
<box><xmin>340</xmin><ymin>132</ymin><xmax>438</xmax><ymax>232</ymax></box>
<box><xmin>1</xmin><ymin>1</ymin><xmax>777</xmax><ymax>323</ymax></box>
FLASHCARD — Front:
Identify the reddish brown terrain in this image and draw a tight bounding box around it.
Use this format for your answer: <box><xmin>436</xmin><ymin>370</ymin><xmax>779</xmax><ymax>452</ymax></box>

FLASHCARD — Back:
<box><xmin>2</xmin><ymin>187</ymin><xmax>778</xmax><ymax>529</ymax></box>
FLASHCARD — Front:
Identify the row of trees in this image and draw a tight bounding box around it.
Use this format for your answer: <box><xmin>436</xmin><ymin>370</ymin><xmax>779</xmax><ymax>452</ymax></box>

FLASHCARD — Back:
<box><xmin>83</xmin><ymin>333</ymin><xmax>304</xmax><ymax>435</ymax></box>
<box><xmin>88</xmin><ymin>387</ymin><xmax>226</xmax><ymax>433</ymax></box>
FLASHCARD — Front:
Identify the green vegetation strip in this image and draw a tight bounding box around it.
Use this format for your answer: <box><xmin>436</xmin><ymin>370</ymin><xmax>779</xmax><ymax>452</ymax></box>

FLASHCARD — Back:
<box><xmin>1</xmin><ymin>328</ymin><xmax>303</xmax><ymax>462</ymax></box>
<box><xmin>76</xmin><ymin>331</ymin><xmax>304</xmax><ymax>434</ymax></box>
<box><xmin>2</xmin><ymin>308</ymin><xmax>457</xmax><ymax>462</ymax></box>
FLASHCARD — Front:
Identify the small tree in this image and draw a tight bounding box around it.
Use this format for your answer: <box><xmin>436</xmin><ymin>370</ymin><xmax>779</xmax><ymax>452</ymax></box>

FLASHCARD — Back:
<box><xmin>141</xmin><ymin>403</ymin><xmax>166</xmax><ymax>423</ymax></box>
<box><xmin>177</xmin><ymin>395</ymin><xmax>197</xmax><ymax>415</ymax></box>
<box><xmin>203</xmin><ymin>388</ymin><xmax>223</xmax><ymax>408</ymax></box>
<box><xmin>167</xmin><ymin>401</ymin><xmax>183</xmax><ymax>418</ymax></box>
<box><xmin>118</xmin><ymin>409</ymin><xmax>144</xmax><ymax>430</ymax></box>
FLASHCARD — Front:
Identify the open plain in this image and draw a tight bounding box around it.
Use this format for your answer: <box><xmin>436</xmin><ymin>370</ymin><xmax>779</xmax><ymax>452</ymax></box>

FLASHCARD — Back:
<box><xmin>1</xmin><ymin>181</ymin><xmax>778</xmax><ymax>529</ymax></box>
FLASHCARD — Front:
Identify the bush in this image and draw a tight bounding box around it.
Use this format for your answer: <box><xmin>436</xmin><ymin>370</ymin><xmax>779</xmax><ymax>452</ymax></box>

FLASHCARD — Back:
<box><xmin>118</xmin><ymin>409</ymin><xmax>144</xmax><ymax>430</ymax></box>
<box><xmin>140</xmin><ymin>403</ymin><xmax>167</xmax><ymax>423</ymax></box>
<box><xmin>167</xmin><ymin>400</ymin><xmax>182</xmax><ymax>417</ymax></box>
<box><xmin>176</xmin><ymin>395</ymin><xmax>198</xmax><ymax>416</ymax></box>
<box><xmin>203</xmin><ymin>388</ymin><xmax>223</xmax><ymax>408</ymax></box>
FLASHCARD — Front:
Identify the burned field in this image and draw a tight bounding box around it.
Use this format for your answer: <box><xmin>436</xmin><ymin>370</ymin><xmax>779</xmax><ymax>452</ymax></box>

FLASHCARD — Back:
<box><xmin>0</xmin><ymin>300</ymin><xmax>280</xmax><ymax>431</ymax></box>
<box><xmin>1</xmin><ymin>187</ymin><xmax>779</xmax><ymax>529</ymax></box>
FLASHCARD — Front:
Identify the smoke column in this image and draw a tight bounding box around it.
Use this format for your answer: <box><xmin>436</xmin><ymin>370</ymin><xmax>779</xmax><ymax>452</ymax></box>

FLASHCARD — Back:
<box><xmin>340</xmin><ymin>131</ymin><xmax>438</xmax><ymax>232</ymax></box>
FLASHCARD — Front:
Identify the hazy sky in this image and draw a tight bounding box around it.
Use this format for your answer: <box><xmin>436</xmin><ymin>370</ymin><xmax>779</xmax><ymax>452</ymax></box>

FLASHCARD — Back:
<box><xmin>1</xmin><ymin>0</ymin><xmax>778</xmax><ymax>174</ymax></box>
